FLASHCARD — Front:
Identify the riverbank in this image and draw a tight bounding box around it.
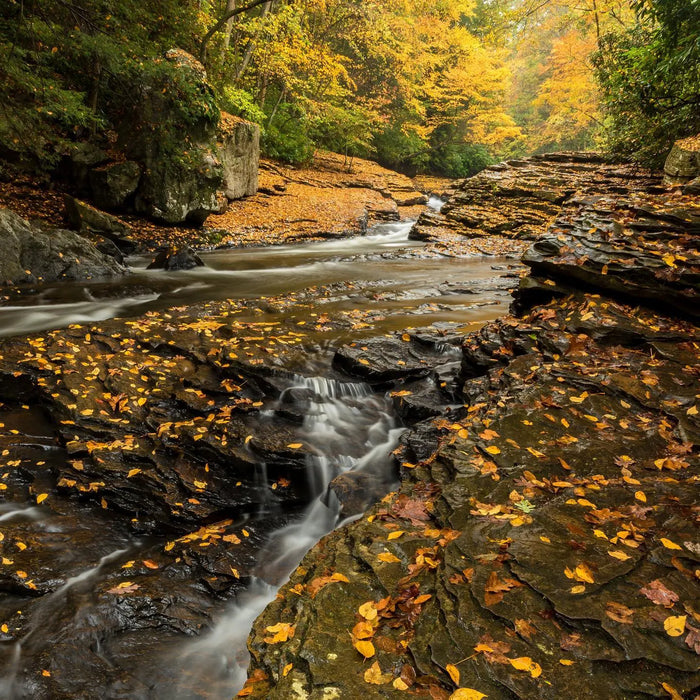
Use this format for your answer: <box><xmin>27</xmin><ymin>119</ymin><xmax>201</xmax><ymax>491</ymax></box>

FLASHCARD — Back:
<box><xmin>0</xmin><ymin>151</ymin><xmax>441</xmax><ymax>255</ymax></box>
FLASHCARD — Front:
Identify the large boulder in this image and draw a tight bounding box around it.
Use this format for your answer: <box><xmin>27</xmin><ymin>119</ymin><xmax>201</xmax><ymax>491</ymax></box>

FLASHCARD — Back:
<box><xmin>88</xmin><ymin>160</ymin><xmax>142</xmax><ymax>210</ymax></box>
<box><xmin>218</xmin><ymin>112</ymin><xmax>259</xmax><ymax>200</ymax></box>
<box><xmin>0</xmin><ymin>208</ymin><xmax>126</xmax><ymax>285</ymax></box>
<box><xmin>664</xmin><ymin>134</ymin><xmax>700</xmax><ymax>182</ymax></box>
<box><xmin>117</xmin><ymin>49</ymin><xmax>224</xmax><ymax>225</ymax></box>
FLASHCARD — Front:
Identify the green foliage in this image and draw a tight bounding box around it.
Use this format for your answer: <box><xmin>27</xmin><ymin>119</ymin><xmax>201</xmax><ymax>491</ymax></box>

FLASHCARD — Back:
<box><xmin>0</xmin><ymin>0</ymin><xmax>199</xmax><ymax>168</ymax></box>
<box><xmin>221</xmin><ymin>87</ymin><xmax>267</xmax><ymax>127</ymax></box>
<box><xmin>593</xmin><ymin>0</ymin><xmax>700</xmax><ymax>166</ymax></box>
<box><xmin>262</xmin><ymin>103</ymin><xmax>314</xmax><ymax>165</ymax></box>
<box><xmin>373</xmin><ymin>123</ymin><xmax>430</xmax><ymax>175</ymax></box>
<box><xmin>429</xmin><ymin>142</ymin><xmax>494</xmax><ymax>178</ymax></box>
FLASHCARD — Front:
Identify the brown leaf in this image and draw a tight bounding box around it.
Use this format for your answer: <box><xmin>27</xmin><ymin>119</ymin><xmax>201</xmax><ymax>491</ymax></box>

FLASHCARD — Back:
<box><xmin>605</xmin><ymin>601</ymin><xmax>635</xmax><ymax>625</ymax></box>
<box><xmin>639</xmin><ymin>580</ymin><xmax>679</xmax><ymax>608</ymax></box>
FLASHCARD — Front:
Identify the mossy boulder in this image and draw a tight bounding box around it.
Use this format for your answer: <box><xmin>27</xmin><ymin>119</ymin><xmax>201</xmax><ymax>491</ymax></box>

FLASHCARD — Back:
<box><xmin>117</xmin><ymin>49</ymin><xmax>223</xmax><ymax>225</ymax></box>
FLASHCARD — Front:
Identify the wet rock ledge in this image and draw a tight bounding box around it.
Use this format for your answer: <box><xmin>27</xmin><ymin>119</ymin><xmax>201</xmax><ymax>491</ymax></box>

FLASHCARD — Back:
<box><xmin>243</xmin><ymin>170</ymin><xmax>700</xmax><ymax>698</ymax></box>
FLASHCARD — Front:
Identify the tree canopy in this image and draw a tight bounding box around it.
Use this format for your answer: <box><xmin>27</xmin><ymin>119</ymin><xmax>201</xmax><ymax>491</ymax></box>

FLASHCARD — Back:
<box><xmin>0</xmin><ymin>0</ymin><xmax>697</xmax><ymax>176</ymax></box>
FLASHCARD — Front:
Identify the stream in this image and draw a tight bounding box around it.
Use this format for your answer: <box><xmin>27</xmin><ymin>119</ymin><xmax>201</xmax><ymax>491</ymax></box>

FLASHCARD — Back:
<box><xmin>0</xmin><ymin>205</ymin><xmax>522</xmax><ymax>698</ymax></box>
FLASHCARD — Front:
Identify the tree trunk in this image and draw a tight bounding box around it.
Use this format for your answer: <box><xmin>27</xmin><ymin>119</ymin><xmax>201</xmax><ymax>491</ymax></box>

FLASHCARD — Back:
<box><xmin>221</xmin><ymin>0</ymin><xmax>237</xmax><ymax>55</ymax></box>
<box><xmin>234</xmin><ymin>0</ymin><xmax>272</xmax><ymax>82</ymax></box>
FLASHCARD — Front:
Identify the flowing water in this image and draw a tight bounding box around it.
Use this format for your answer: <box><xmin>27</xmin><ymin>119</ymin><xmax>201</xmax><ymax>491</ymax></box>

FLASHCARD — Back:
<box><xmin>0</xmin><ymin>205</ymin><xmax>522</xmax><ymax>698</ymax></box>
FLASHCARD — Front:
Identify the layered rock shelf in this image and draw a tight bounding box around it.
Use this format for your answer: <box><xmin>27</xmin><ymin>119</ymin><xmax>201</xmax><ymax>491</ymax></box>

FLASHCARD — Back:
<box><xmin>242</xmin><ymin>162</ymin><xmax>700</xmax><ymax>698</ymax></box>
<box><xmin>411</xmin><ymin>153</ymin><xmax>665</xmax><ymax>257</ymax></box>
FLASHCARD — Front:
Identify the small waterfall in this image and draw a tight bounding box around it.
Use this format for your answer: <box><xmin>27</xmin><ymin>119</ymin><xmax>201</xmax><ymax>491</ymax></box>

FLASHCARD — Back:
<box><xmin>427</xmin><ymin>195</ymin><xmax>446</xmax><ymax>211</ymax></box>
<box><xmin>171</xmin><ymin>370</ymin><xmax>404</xmax><ymax>699</ymax></box>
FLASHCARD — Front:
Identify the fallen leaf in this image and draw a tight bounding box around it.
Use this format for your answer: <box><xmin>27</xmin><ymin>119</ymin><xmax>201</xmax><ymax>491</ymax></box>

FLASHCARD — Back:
<box><xmin>449</xmin><ymin>691</ymin><xmax>487</xmax><ymax>700</ymax></box>
<box><xmin>508</xmin><ymin>657</ymin><xmax>542</xmax><ymax>678</ymax></box>
<box><xmin>639</xmin><ymin>580</ymin><xmax>679</xmax><ymax>608</ymax></box>
<box><xmin>263</xmin><ymin>622</ymin><xmax>295</xmax><ymax>644</ymax></box>
<box><xmin>446</xmin><ymin>664</ymin><xmax>460</xmax><ymax>685</ymax></box>
<box><xmin>353</xmin><ymin>639</ymin><xmax>375</xmax><ymax>658</ymax></box>
<box><xmin>659</xmin><ymin>538</ymin><xmax>682</xmax><ymax>551</ymax></box>
<box><xmin>663</xmin><ymin>615</ymin><xmax>686</xmax><ymax>637</ymax></box>
<box><xmin>358</xmin><ymin>601</ymin><xmax>378</xmax><ymax>621</ymax></box>
<box><xmin>364</xmin><ymin>661</ymin><xmax>392</xmax><ymax>684</ymax></box>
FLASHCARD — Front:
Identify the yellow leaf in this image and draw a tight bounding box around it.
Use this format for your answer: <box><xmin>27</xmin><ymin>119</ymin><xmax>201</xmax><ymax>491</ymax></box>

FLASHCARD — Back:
<box><xmin>687</xmin><ymin>405</ymin><xmax>698</xmax><ymax>416</ymax></box>
<box><xmin>662</xmin><ymin>682</ymin><xmax>684</xmax><ymax>700</ymax></box>
<box><xmin>364</xmin><ymin>660</ymin><xmax>391</xmax><ymax>684</ymax></box>
<box><xmin>387</xmin><ymin>530</ymin><xmax>404</xmax><ymax>540</ymax></box>
<box><xmin>193</xmin><ymin>480</ymin><xmax>207</xmax><ymax>489</ymax></box>
<box><xmin>446</xmin><ymin>664</ymin><xmax>460</xmax><ymax>685</ymax></box>
<box><xmin>358</xmin><ymin>602</ymin><xmax>378</xmax><ymax>621</ymax></box>
<box><xmin>378</xmin><ymin>552</ymin><xmax>401</xmax><ymax>563</ymax></box>
<box><xmin>282</xmin><ymin>663</ymin><xmax>293</xmax><ymax>677</ymax></box>
<box><xmin>164</xmin><ymin>542</ymin><xmax>175</xmax><ymax>552</ymax></box>
<box><xmin>634</xmin><ymin>491</ymin><xmax>646</xmax><ymax>503</ymax></box>
<box><xmin>142</xmin><ymin>559</ymin><xmax>159</xmax><ymax>569</ymax></box>
<box><xmin>263</xmin><ymin>622</ymin><xmax>296</xmax><ymax>644</ymax></box>
<box><xmin>354</xmin><ymin>639</ymin><xmax>376</xmax><ymax>658</ymax></box>
<box><xmin>559</xmin><ymin>659</ymin><xmax>574</xmax><ymax>666</ymax></box>
<box><xmin>127</xmin><ymin>468</ymin><xmax>141</xmax><ymax>478</ymax></box>
<box><xmin>36</xmin><ymin>493</ymin><xmax>48</xmax><ymax>504</ymax></box>
<box><xmin>593</xmin><ymin>529</ymin><xmax>608</xmax><ymax>539</ymax></box>
<box><xmin>574</xmin><ymin>564</ymin><xmax>595</xmax><ymax>584</ymax></box>
<box><xmin>287</xmin><ymin>443</ymin><xmax>303</xmax><ymax>449</ymax></box>
<box><xmin>509</xmin><ymin>657</ymin><xmax>542</xmax><ymax>678</ymax></box>
<box><xmin>663</xmin><ymin>615</ymin><xmax>686</xmax><ymax>637</ymax></box>
<box><xmin>330</xmin><ymin>573</ymin><xmax>349</xmax><ymax>583</ymax></box>
<box><xmin>662</xmin><ymin>254</ymin><xmax>676</xmax><ymax>267</ymax></box>
<box><xmin>539</xmin><ymin>536</ymin><xmax>551</xmax><ymax>544</ymax></box>
<box><xmin>608</xmin><ymin>550</ymin><xmax>631</xmax><ymax>561</ymax></box>
<box><xmin>1</xmin><ymin>624</ymin><xmax>8</xmax><ymax>633</ymax></box>
<box><xmin>449</xmin><ymin>690</ymin><xmax>487</xmax><ymax>700</ymax></box>
<box><xmin>660</xmin><ymin>538</ymin><xmax>682</xmax><ymax>550</ymax></box>
<box><xmin>401</xmin><ymin>333</ymin><xmax>411</xmax><ymax>342</ymax></box>
<box><xmin>485</xmin><ymin>446</ymin><xmax>501</xmax><ymax>455</ymax></box>
<box><xmin>393</xmin><ymin>678</ymin><xmax>409</xmax><ymax>690</ymax></box>
<box><xmin>570</xmin><ymin>585</ymin><xmax>586</xmax><ymax>594</ymax></box>
<box><xmin>576</xmin><ymin>498</ymin><xmax>596</xmax><ymax>508</ymax></box>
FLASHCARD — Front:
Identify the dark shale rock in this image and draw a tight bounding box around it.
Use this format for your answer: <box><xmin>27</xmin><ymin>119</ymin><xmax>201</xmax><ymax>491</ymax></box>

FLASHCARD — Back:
<box><xmin>147</xmin><ymin>246</ymin><xmax>205</xmax><ymax>271</ymax></box>
<box><xmin>410</xmin><ymin>152</ymin><xmax>664</xmax><ymax>254</ymax></box>
<box><xmin>515</xmin><ymin>193</ymin><xmax>700</xmax><ymax>318</ymax></box>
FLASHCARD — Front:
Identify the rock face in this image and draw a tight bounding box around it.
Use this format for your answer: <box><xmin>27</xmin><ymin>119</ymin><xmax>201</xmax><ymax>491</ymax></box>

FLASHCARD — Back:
<box><xmin>82</xmin><ymin>50</ymin><xmax>260</xmax><ymax>226</ymax></box>
<box><xmin>242</xmin><ymin>164</ymin><xmax>700</xmax><ymax>698</ymax></box>
<box><xmin>0</xmin><ymin>208</ymin><xmax>125</xmax><ymax>285</ymax></box>
<box><xmin>410</xmin><ymin>153</ymin><xmax>664</xmax><ymax>257</ymax></box>
<box><xmin>88</xmin><ymin>160</ymin><xmax>142</xmax><ymax>210</ymax></box>
<box><xmin>218</xmin><ymin>112</ymin><xmax>260</xmax><ymax>200</ymax></box>
<box><xmin>664</xmin><ymin>134</ymin><xmax>700</xmax><ymax>181</ymax></box>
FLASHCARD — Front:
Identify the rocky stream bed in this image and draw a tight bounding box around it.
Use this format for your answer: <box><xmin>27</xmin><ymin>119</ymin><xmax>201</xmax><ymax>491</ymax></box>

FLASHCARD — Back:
<box><xmin>0</xmin><ymin>153</ymin><xmax>698</xmax><ymax>699</ymax></box>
